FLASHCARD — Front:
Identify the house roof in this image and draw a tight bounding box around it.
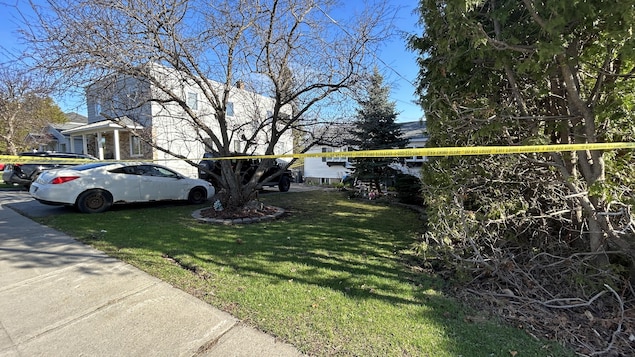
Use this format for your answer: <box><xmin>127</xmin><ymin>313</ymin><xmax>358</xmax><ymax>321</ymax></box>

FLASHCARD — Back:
<box><xmin>61</xmin><ymin>116</ymin><xmax>144</xmax><ymax>135</ymax></box>
<box><xmin>313</xmin><ymin>123</ymin><xmax>356</xmax><ymax>147</ymax></box>
<box><xmin>312</xmin><ymin>120</ymin><xmax>427</xmax><ymax>147</ymax></box>
<box><xmin>51</xmin><ymin>122</ymin><xmax>86</xmax><ymax>131</ymax></box>
<box><xmin>25</xmin><ymin>132</ymin><xmax>55</xmax><ymax>143</ymax></box>
<box><xmin>64</xmin><ymin>112</ymin><xmax>88</xmax><ymax>124</ymax></box>
<box><xmin>399</xmin><ymin>121</ymin><xmax>427</xmax><ymax>141</ymax></box>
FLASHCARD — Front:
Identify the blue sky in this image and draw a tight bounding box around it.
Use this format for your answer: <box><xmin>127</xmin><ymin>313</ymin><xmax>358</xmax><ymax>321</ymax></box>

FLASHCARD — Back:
<box><xmin>352</xmin><ymin>1</ymin><xmax>425</xmax><ymax>124</ymax></box>
<box><xmin>0</xmin><ymin>1</ymin><xmax>424</xmax><ymax>123</ymax></box>
<box><xmin>312</xmin><ymin>0</ymin><xmax>425</xmax><ymax>123</ymax></box>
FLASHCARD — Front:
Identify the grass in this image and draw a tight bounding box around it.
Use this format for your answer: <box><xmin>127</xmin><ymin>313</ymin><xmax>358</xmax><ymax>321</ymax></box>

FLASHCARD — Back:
<box><xmin>36</xmin><ymin>190</ymin><xmax>573</xmax><ymax>356</ymax></box>
<box><xmin>0</xmin><ymin>182</ymin><xmax>21</xmax><ymax>189</ymax></box>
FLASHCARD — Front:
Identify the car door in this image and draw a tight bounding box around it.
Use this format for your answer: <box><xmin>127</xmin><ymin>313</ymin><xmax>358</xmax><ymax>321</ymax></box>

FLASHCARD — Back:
<box><xmin>138</xmin><ymin>164</ymin><xmax>186</xmax><ymax>201</ymax></box>
<box><xmin>105</xmin><ymin>165</ymin><xmax>143</xmax><ymax>202</ymax></box>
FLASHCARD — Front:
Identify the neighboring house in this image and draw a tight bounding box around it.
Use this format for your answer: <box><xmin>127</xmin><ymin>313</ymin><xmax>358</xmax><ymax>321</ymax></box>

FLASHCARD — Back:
<box><xmin>62</xmin><ymin>63</ymin><xmax>293</xmax><ymax>177</ymax></box>
<box><xmin>392</xmin><ymin>120</ymin><xmax>428</xmax><ymax>178</ymax></box>
<box><xmin>302</xmin><ymin>123</ymin><xmax>355</xmax><ymax>185</ymax></box>
<box><xmin>25</xmin><ymin>112</ymin><xmax>88</xmax><ymax>154</ymax></box>
<box><xmin>302</xmin><ymin>121</ymin><xmax>427</xmax><ymax>184</ymax></box>
<box><xmin>303</xmin><ymin>145</ymin><xmax>354</xmax><ymax>185</ymax></box>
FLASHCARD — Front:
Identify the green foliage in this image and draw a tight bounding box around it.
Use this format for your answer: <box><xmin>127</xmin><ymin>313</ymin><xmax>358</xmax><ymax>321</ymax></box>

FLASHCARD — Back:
<box><xmin>410</xmin><ymin>0</ymin><xmax>635</xmax><ymax>257</ymax></box>
<box><xmin>35</xmin><ymin>97</ymin><xmax>67</xmax><ymax>124</ymax></box>
<box><xmin>348</xmin><ymin>68</ymin><xmax>408</xmax><ymax>192</ymax></box>
<box><xmin>409</xmin><ymin>4</ymin><xmax>635</xmax><ymax>351</ymax></box>
<box><xmin>0</xmin><ymin>63</ymin><xmax>65</xmax><ymax>154</ymax></box>
<box><xmin>0</xmin><ymin>94</ymin><xmax>66</xmax><ymax>154</ymax></box>
<box><xmin>394</xmin><ymin>173</ymin><xmax>424</xmax><ymax>205</ymax></box>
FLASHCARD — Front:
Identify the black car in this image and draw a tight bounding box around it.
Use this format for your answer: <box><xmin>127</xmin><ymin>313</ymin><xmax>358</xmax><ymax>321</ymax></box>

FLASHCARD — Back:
<box><xmin>2</xmin><ymin>152</ymin><xmax>97</xmax><ymax>187</ymax></box>
<box><xmin>198</xmin><ymin>152</ymin><xmax>292</xmax><ymax>192</ymax></box>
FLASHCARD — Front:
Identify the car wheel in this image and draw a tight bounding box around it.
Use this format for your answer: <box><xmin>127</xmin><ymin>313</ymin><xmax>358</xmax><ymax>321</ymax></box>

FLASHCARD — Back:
<box><xmin>188</xmin><ymin>186</ymin><xmax>208</xmax><ymax>204</ymax></box>
<box><xmin>278</xmin><ymin>176</ymin><xmax>291</xmax><ymax>192</ymax></box>
<box><xmin>76</xmin><ymin>189</ymin><xmax>113</xmax><ymax>213</ymax></box>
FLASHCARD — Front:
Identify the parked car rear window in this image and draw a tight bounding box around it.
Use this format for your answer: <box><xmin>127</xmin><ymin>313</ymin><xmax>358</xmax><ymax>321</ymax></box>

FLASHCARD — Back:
<box><xmin>17</xmin><ymin>152</ymin><xmax>96</xmax><ymax>159</ymax></box>
<box><xmin>71</xmin><ymin>162</ymin><xmax>115</xmax><ymax>171</ymax></box>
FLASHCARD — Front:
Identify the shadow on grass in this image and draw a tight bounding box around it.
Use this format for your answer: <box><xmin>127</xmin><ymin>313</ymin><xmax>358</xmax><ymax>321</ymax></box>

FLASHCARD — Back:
<box><xmin>35</xmin><ymin>190</ymin><xmax>571</xmax><ymax>356</ymax></box>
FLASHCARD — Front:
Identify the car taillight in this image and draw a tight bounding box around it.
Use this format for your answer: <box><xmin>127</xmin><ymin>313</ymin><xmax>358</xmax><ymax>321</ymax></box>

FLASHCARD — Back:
<box><xmin>50</xmin><ymin>176</ymin><xmax>80</xmax><ymax>184</ymax></box>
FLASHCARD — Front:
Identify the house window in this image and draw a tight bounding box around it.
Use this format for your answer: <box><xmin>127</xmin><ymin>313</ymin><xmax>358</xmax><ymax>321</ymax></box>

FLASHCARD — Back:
<box><xmin>226</xmin><ymin>102</ymin><xmax>234</xmax><ymax>116</ymax></box>
<box><xmin>94</xmin><ymin>101</ymin><xmax>102</xmax><ymax>117</ymax></box>
<box><xmin>130</xmin><ymin>134</ymin><xmax>142</xmax><ymax>156</ymax></box>
<box><xmin>186</xmin><ymin>92</ymin><xmax>198</xmax><ymax>110</ymax></box>
<box><xmin>336</xmin><ymin>146</ymin><xmax>348</xmax><ymax>162</ymax></box>
<box><xmin>322</xmin><ymin>147</ymin><xmax>332</xmax><ymax>162</ymax></box>
<box><xmin>405</xmin><ymin>146</ymin><xmax>425</xmax><ymax>162</ymax></box>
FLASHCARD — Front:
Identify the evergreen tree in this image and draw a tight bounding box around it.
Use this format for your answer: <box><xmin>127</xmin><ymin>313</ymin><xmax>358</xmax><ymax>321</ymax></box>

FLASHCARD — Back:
<box><xmin>409</xmin><ymin>0</ymin><xmax>635</xmax><ymax>263</ymax></box>
<box><xmin>348</xmin><ymin>69</ymin><xmax>407</xmax><ymax>193</ymax></box>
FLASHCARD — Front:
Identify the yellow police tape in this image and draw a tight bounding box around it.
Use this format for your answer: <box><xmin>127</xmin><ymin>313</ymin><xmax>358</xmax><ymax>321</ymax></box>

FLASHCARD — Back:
<box><xmin>0</xmin><ymin>156</ymin><xmax>94</xmax><ymax>164</ymax></box>
<box><xmin>232</xmin><ymin>142</ymin><xmax>635</xmax><ymax>160</ymax></box>
<box><xmin>1</xmin><ymin>142</ymin><xmax>635</xmax><ymax>164</ymax></box>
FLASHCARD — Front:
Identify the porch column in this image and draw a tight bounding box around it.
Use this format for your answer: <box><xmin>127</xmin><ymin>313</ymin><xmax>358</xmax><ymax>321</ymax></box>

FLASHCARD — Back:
<box><xmin>82</xmin><ymin>135</ymin><xmax>88</xmax><ymax>155</ymax></box>
<box><xmin>69</xmin><ymin>135</ymin><xmax>75</xmax><ymax>152</ymax></box>
<box><xmin>97</xmin><ymin>132</ymin><xmax>104</xmax><ymax>160</ymax></box>
<box><xmin>113</xmin><ymin>129</ymin><xmax>121</xmax><ymax>160</ymax></box>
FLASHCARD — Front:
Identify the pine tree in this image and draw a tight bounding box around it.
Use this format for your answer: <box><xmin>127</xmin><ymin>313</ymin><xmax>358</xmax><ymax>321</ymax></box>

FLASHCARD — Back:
<box><xmin>348</xmin><ymin>68</ymin><xmax>407</xmax><ymax>194</ymax></box>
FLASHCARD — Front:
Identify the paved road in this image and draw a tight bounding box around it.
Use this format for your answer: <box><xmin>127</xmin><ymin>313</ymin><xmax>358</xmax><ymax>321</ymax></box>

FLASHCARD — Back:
<box><xmin>1</xmin><ymin>182</ymin><xmax>326</xmax><ymax>217</ymax></box>
<box><xmin>0</xmin><ymin>189</ymin><xmax>75</xmax><ymax>217</ymax></box>
<box><xmin>0</xmin><ymin>190</ymin><xmax>303</xmax><ymax>356</ymax></box>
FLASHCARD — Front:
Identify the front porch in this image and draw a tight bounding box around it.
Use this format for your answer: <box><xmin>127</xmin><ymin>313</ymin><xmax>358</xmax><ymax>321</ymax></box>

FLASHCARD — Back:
<box><xmin>61</xmin><ymin>118</ymin><xmax>151</xmax><ymax>161</ymax></box>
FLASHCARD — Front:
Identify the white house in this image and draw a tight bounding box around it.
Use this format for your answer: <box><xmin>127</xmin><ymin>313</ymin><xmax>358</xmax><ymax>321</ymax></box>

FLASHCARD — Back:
<box><xmin>63</xmin><ymin>64</ymin><xmax>293</xmax><ymax>177</ymax></box>
<box><xmin>303</xmin><ymin>146</ymin><xmax>354</xmax><ymax>185</ymax></box>
<box><xmin>392</xmin><ymin>121</ymin><xmax>428</xmax><ymax>178</ymax></box>
<box><xmin>302</xmin><ymin>121</ymin><xmax>427</xmax><ymax>184</ymax></box>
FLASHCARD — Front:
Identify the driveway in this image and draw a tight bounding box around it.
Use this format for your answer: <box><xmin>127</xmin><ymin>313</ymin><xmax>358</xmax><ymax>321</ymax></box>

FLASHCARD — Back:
<box><xmin>1</xmin><ymin>188</ymin><xmax>76</xmax><ymax>217</ymax></box>
<box><xmin>2</xmin><ymin>182</ymin><xmax>326</xmax><ymax>218</ymax></box>
<box><xmin>260</xmin><ymin>182</ymin><xmax>331</xmax><ymax>193</ymax></box>
<box><xmin>0</xmin><ymin>189</ymin><xmax>303</xmax><ymax>356</ymax></box>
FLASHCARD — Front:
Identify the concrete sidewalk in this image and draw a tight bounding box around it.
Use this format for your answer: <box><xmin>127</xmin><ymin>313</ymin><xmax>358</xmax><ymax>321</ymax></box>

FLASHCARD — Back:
<box><xmin>0</xmin><ymin>191</ymin><xmax>303</xmax><ymax>356</ymax></box>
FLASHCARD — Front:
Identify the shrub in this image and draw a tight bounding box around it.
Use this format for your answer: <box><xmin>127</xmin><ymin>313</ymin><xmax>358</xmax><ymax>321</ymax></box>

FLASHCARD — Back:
<box><xmin>394</xmin><ymin>173</ymin><xmax>424</xmax><ymax>205</ymax></box>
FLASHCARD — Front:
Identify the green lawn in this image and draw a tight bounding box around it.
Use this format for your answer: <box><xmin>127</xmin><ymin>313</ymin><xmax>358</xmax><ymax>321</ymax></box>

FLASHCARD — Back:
<box><xmin>0</xmin><ymin>181</ymin><xmax>19</xmax><ymax>189</ymax></box>
<box><xmin>37</xmin><ymin>190</ymin><xmax>572</xmax><ymax>356</ymax></box>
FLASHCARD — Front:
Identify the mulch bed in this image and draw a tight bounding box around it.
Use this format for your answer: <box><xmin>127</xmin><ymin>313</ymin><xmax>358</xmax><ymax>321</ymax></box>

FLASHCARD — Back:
<box><xmin>198</xmin><ymin>205</ymin><xmax>280</xmax><ymax>220</ymax></box>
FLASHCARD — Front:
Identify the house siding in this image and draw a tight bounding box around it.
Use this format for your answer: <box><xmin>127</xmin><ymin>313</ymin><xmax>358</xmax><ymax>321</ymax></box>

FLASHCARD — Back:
<box><xmin>302</xmin><ymin>121</ymin><xmax>427</xmax><ymax>183</ymax></box>
<box><xmin>303</xmin><ymin>145</ymin><xmax>353</xmax><ymax>184</ymax></box>
<box><xmin>83</xmin><ymin>64</ymin><xmax>292</xmax><ymax>177</ymax></box>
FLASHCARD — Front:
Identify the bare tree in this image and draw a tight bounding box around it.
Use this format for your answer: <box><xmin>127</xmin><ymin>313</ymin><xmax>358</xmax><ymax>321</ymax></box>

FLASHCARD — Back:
<box><xmin>19</xmin><ymin>0</ymin><xmax>393</xmax><ymax>209</ymax></box>
<box><xmin>0</xmin><ymin>64</ymin><xmax>66</xmax><ymax>155</ymax></box>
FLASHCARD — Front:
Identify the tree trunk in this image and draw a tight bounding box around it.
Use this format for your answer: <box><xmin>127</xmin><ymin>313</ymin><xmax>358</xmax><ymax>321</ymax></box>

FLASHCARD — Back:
<box><xmin>587</xmin><ymin>217</ymin><xmax>609</xmax><ymax>266</ymax></box>
<box><xmin>216</xmin><ymin>160</ymin><xmax>255</xmax><ymax>210</ymax></box>
<box><xmin>373</xmin><ymin>178</ymin><xmax>382</xmax><ymax>194</ymax></box>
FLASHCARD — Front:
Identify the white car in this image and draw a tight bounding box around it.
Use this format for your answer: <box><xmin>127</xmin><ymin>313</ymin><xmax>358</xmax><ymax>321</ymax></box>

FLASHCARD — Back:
<box><xmin>30</xmin><ymin>162</ymin><xmax>215</xmax><ymax>213</ymax></box>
